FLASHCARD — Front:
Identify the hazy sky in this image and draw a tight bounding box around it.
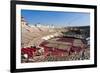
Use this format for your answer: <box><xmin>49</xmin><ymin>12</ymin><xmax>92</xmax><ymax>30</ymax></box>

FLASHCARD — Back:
<box><xmin>21</xmin><ymin>9</ymin><xmax>90</xmax><ymax>27</ymax></box>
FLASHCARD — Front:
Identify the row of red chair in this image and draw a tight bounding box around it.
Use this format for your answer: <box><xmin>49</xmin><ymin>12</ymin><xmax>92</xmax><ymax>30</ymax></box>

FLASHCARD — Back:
<box><xmin>41</xmin><ymin>45</ymin><xmax>82</xmax><ymax>57</ymax></box>
<box><xmin>21</xmin><ymin>43</ymin><xmax>83</xmax><ymax>59</ymax></box>
<box><xmin>21</xmin><ymin>47</ymin><xmax>37</xmax><ymax>58</ymax></box>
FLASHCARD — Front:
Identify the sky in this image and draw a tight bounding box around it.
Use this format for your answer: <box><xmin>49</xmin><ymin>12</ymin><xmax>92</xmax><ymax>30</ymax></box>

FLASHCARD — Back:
<box><xmin>21</xmin><ymin>9</ymin><xmax>90</xmax><ymax>27</ymax></box>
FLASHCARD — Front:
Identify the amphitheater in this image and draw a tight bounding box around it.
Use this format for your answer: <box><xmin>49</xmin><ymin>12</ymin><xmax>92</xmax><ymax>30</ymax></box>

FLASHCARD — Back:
<box><xmin>21</xmin><ymin>17</ymin><xmax>90</xmax><ymax>62</ymax></box>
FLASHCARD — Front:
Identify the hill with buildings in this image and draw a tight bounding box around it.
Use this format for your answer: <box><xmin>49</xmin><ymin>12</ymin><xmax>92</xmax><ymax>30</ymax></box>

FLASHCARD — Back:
<box><xmin>21</xmin><ymin>17</ymin><xmax>67</xmax><ymax>47</ymax></box>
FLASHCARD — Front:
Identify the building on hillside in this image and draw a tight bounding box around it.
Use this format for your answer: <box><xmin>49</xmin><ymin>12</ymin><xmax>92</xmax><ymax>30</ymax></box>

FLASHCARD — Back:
<box><xmin>21</xmin><ymin>17</ymin><xmax>28</xmax><ymax>27</ymax></box>
<box><xmin>35</xmin><ymin>23</ymin><xmax>55</xmax><ymax>28</ymax></box>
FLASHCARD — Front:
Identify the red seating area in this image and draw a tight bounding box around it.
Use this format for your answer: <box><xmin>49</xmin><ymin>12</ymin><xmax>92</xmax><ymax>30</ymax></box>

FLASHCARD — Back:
<box><xmin>41</xmin><ymin>45</ymin><xmax>68</xmax><ymax>57</ymax></box>
<box><xmin>21</xmin><ymin>48</ymin><xmax>36</xmax><ymax>58</ymax></box>
<box><xmin>21</xmin><ymin>45</ymin><xmax>82</xmax><ymax>59</ymax></box>
<box><xmin>39</xmin><ymin>40</ymin><xmax>82</xmax><ymax>57</ymax></box>
<box><xmin>21</xmin><ymin>39</ymin><xmax>83</xmax><ymax>59</ymax></box>
<box><xmin>50</xmin><ymin>48</ymin><xmax>68</xmax><ymax>56</ymax></box>
<box><xmin>70</xmin><ymin>46</ymin><xmax>82</xmax><ymax>53</ymax></box>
